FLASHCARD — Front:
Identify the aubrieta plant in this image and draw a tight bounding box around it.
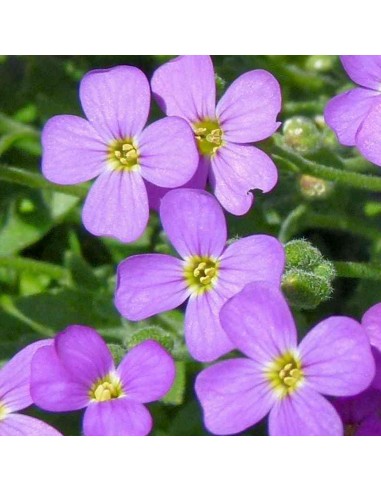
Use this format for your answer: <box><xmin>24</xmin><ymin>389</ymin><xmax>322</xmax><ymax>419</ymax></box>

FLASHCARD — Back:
<box><xmin>2</xmin><ymin>55</ymin><xmax>381</xmax><ymax>436</ymax></box>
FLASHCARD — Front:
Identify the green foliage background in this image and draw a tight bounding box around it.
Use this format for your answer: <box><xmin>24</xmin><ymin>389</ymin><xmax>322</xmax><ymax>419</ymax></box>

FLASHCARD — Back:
<box><xmin>1</xmin><ymin>55</ymin><xmax>381</xmax><ymax>435</ymax></box>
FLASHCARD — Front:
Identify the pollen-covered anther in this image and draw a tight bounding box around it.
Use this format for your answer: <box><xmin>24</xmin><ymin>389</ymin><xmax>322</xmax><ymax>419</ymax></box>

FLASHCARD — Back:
<box><xmin>267</xmin><ymin>352</ymin><xmax>304</xmax><ymax>397</ymax></box>
<box><xmin>193</xmin><ymin>120</ymin><xmax>224</xmax><ymax>156</ymax></box>
<box><xmin>90</xmin><ymin>375</ymin><xmax>124</xmax><ymax>402</ymax></box>
<box><xmin>108</xmin><ymin>139</ymin><xmax>139</xmax><ymax>171</ymax></box>
<box><xmin>184</xmin><ymin>256</ymin><xmax>220</xmax><ymax>293</ymax></box>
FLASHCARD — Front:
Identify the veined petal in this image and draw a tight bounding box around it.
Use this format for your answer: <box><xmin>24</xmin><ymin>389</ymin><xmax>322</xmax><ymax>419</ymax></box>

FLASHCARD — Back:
<box><xmin>299</xmin><ymin>316</ymin><xmax>375</xmax><ymax>396</ymax></box>
<box><xmin>160</xmin><ymin>189</ymin><xmax>227</xmax><ymax>259</ymax></box>
<box><xmin>139</xmin><ymin>116</ymin><xmax>198</xmax><ymax>188</ymax></box>
<box><xmin>220</xmin><ymin>282</ymin><xmax>297</xmax><ymax>363</ymax></box>
<box><xmin>356</xmin><ymin>103</ymin><xmax>381</xmax><ymax>166</ymax></box>
<box><xmin>219</xmin><ymin>235</ymin><xmax>285</xmax><ymax>294</ymax></box>
<box><xmin>55</xmin><ymin>325</ymin><xmax>114</xmax><ymax>388</ymax></box>
<box><xmin>0</xmin><ymin>340</ymin><xmax>52</xmax><ymax>412</ymax></box>
<box><xmin>185</xmin><ymin>289</ymin><xmax>235</xmax><ymax>362</ymax></box>
<box><xmin>341</xmin><ymin>56</ymin><xmax>381</xmax><ymax>91</ymax></box>
<box><xmin>30</xmin><ymin>345</ymin><xmax>89</xmax><ymax>412</ymax></box>
<box><xmin>216</xmin><ymin>69</ymin><xmax>281</xmax><ymax>143</ymax></box>
<box><xmin>0</xmin><ymin>414</ymin><xmax>61</xmax><ymax>436</ymax></box>
<box><xmin>115</xmin><ymin>254</ymin><xmax>188</xmax><ymax>320</ymax></box>
<box><xmin>269</xmin><ymin>385</ymin><xmax>343</xmax><ymax>436</ymax></box>
<box><xmin>83</xmin><ymin>398</ymin><xmax>152</xmax><ymax>436</ymax></box>
<box><xmin>362</xmin><ymin>303</ymin><xmax>381</xmax><ymax>353</ymax></box>
<box><xmin>41</xmin><ymin>115</ymin><xmax>106</xmax><ymax>185</ymax></box>
<box><xmin>324</xmin><ymin>88</ymin><xmax>381</xmax><ymax>146</ymax></box>
<box><xmin>145</xmin><ymin>156</ymin><xmax>209</xmax><ymax>212</ymax></box>
<box><xmin>210</xmin><ymin>142</ymin><xmax>278</xmax><ymax>216</ymax></box>
<box><xmin>82</xmin><ymin>169</ymin><xmax>149</xmax><ymax>243</ymax></box>
<box><xmin>195</xmin><ymin>358</ymin><xmax>275</xmax><ymax>435</ymax></box>
<box><xmin>151</xmin><ymin>55</ymin><xmax>216</xmax><ymax>123</ymax></box>
<box><xmin>117</xmin><ymin>341</ymin><xmax>175</xmax><ymax>403</ymax></box>
<box><xmin>80</xmin><ymin>65</ymin><xmax>150</xmax><ymax>141</ymax></box>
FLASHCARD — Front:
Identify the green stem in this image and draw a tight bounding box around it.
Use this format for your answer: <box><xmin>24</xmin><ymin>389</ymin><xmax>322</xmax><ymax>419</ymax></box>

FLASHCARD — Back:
<box><xmin>278</xmin><ymin>204</ymin><xmax>308</xmax><ymax>243</ymax></box>
<box><xmin>0</xmin><ymin>165</ymin><xmax>87</xmax><ymax>198</ymax></box>
<box><xmin>270</xmin><ymin>138</ymin><xmax>381</xmax><ymax>193</ymax></box>
<box><xmin>0</xmin><ymin>256</ymin><xmax>69</xmax><ymax>281</ymax></box>
<box><xmin>334</xmin><ymin>261</ymin><xmax>381</xmax><ymax>281</ymax></box>
<box><xmin>0</xmin><ymin>112</ymin><xmax>40</xmax><ymax>137</ymax></box>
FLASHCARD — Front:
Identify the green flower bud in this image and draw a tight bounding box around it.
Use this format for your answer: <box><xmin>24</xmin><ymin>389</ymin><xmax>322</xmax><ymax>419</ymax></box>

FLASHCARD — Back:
<box><xmin>107</xmin><ymin>343</ymin><xmax>126</xmax><ymax>366</ymax></box>
<box><xmin>127</xmin><ymin>326</ymin><xmax>174</xmax><ymax>353</ymax></box>
<box><xmin>282</xmin><ymin>116</ymin><xmax>321</xmax><ymax>154</ymax></box>
<box><xmin>305</xmin><ymin>55</ymin><xmax>337</xmax><ymax>73</ymax></box>
<box><xmin>282</xmin><ymin>239</ymin><xmax>335</xmax><ymax>309</ymax></box>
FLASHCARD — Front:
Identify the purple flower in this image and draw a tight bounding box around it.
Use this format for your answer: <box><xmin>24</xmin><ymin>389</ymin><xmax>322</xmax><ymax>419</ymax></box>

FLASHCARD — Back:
<box><xmin>30</xmin><ymin>325</ymin><xmax>175</xmax><ymax>436</ymax></box>
<box><xmin>149</xmin><ymin>55</ymin><xmax>281</xmax><ymax>215</ymax></box>
<box><xmin>0</xmin><ymin>341</ymin><xmax>61</xmax><ymax>436</ymax></box>
<box><xmin>115</xmin><ymin>189</ymin><xmax>285</xmax><ymax>362</ymax></box>
<box><xmin>42</xmin><ymin>65</ymin><xmax>198</xmax><ymax>243</ymax></box>
<box><xmin>195</xmin><ymin>282</ymin><xmax>375</xmax><ymax>436</ymax></box>
<box><xmin>324</xmin><ymin>56</ymin><xmax>381</xmax><ymax>166</ymax></box>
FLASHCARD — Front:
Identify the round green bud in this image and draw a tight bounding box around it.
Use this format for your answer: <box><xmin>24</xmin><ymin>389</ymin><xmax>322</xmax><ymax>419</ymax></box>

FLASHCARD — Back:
<box><xmin>282</xmin><ymin>116</ymin><xmax>321</xmax><ymax>154</ymax></box>
<box><xmin>127</xmin><ymin>326</ymin><xmax>174</xmax><ymax>353</ymax></box>
<box><xmin>305</xmin><ymin>55</ymin><xmax>337</xmax><ymax>73</ymax></box>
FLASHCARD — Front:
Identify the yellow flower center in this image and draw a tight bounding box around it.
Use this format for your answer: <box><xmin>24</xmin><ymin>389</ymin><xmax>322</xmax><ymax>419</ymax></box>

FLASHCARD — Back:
<box><xmin>193</xmin><ymin>119</ymin><xmax>224</xmax><ymax>156</ymax></box>
<box><xmin>89</xmin><ymin>374</ymin><xmax>124</xmax><ymax>402</ymax></box>
<box><xmin>0</xmin><ymin>402</ymin><xmax>8</xmax><ymax>421</ymax></box>
<box><xmin>108</xmin><ymin>139</ymin><xmax>140</xmax><ymax>171</ymax></box>
<box><xmin>184</xmin><ymin>256</ymin><xmax>219</xmax><ymax>294</ymax></box>
<box><xmin>266</xmin><ymin>351</ymin><xmax>304</xmax><ymax>398</ymax></box>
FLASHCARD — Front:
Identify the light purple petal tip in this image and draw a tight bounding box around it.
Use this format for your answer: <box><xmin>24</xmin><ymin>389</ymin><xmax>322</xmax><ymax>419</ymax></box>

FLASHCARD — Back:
<box><xmin>80</xmin><ymin>65</ymin><xmax>150</xmax><ymax>141</ymax></box>
<box><xmin>115</xmin><ymin>254</ymin><xmax>188</xmax><ymax>321</ymax></box>
<box><xmin>324</xmin><ymin>88</ymin><xmax>381</xmax><ymax>146</ymax></box>
<box><xmin>0</xmin><ymin>414</ymin><xmax>62</xmax><ymax>436</ymax></box>
<box><xmin>55</xmin><ymin>325</ymin><xmax>114</xmax><ymax>387</ymax></box>
<box><xmin>211</xmin><ymin>142</ymin><xmax>278</xmax><ymax>215</ymax></box>
<box><xmin>195</xmin><ymin>358</ymin><xmax>275</xmax><ymax>435</ymax></box>
<box><xmin>151</xmin><ymin>55</ymin><xmax>216</xmax><ymax>123</ymax></box>
<box><xmin>362</xmin><ymin>303</ymin><xmax>381</xmax><ymax>353</ymax></box>
<box><xmin>160</xmin><ymin>188</ymin><xmax>227</xmax><ymax>259</ymax></box>
<box><xmin>41</xmin><ymin>115</ymin><xmax>106</xmax><ymax>185</ymax></box>
<box><xmin>269</xmin><ymin>385</ymin><xmax>343</xmax><ymax>436</ymax></box>
<box><xmin>216</xmin><ymin>69</ymin><xmax>281</xmax><ymax>143</ymax></box>
<box><xmin>356</xmin><ymin>103</ymin><xmax>381</xmax><ymax>167</ymax></box>
<box><xmin>117</xmin><ymin>340</ymin><xmax>175</xmax><ymax>403</ymax></box>
<box><xmin>340</xmin><ymin>56</ymin><xmax>381</xmax><ymax>91</ymax></box>
<box><xmin>139</xmin><ymin>116</ymin><xmax>199</xmax><ymax>188</ymax></box>
<box><xmin>185</xmin><ymin>290</ymin><xmax>235</xmax><ymax>363</ymax></box>
<box><xmin>82</xmin><ymin>169</ymin><xmax>149</xmax><ymax>243</ymax></box>
<box><xmin>83</xmin><ymin>398</ymin><xmax>152</xmax><ymax>436</ymax></box>
<box><xmin>299</xmin><ymin>316</ymin><xmax>375</xmax><ymax>397</ymax></box>
<box><xmin>220</xmin><ymin>281</ymin><xmax>297</xmax><ymax>364</ymax></box>
<box><xmin>30</xmin><ymin>344</ymin><xmax>89</xmax><ymax>412</ymax></box>
<box><xmin>0</xmin><ymin>339</ymin><xmax>52</xmax><ymax>412</ymax></box>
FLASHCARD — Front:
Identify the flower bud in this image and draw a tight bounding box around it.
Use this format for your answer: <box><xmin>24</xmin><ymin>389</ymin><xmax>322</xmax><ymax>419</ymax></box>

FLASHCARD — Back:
<box><xmin>305</xmin><ymin>55</ymin><xmax>337</xmax><ymax>73</ymax></box>
<box><xmin>127</xmin><ymin>326</ymin><xmax>174</xmax><ymax>353</ymax></box>
<box><xmin>282</xmin><ymin>239</ymin><xmax>335</xmax><ymax>309</ymax></box>
<box><xmin>299</xmin><ymin>174</ymin><xmax>333</xmax><ymax>200</ymax></box>
<box><xmin>282</xmin><ymin>116</ymin><xmax>321</xmax><ymax>154</ymax></box>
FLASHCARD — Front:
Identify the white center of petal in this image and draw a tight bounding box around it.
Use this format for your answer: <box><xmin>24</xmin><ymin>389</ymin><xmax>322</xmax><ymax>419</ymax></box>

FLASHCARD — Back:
<box><xmin>89</xmin><ymin>373</ymin><xmax>124</xmax><ymax>402</ymax></box>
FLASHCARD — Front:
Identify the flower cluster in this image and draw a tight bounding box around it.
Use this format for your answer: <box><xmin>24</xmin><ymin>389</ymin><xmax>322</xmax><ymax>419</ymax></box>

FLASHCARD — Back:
<box><xmin>3</xmin><ymin>55</ymin><xmax>381</xmax><ymax>436</ymax></box>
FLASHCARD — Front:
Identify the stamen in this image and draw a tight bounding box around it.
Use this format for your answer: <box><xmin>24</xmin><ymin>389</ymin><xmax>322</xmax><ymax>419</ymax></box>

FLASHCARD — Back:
<box><xmin>266</xmin><ymin>352</ymin><xmax>304</xmax><ymax>397</ymax></box>
<box><xmin>193</xmin><ymin>120</ymin><xmax>224</xmax><ymax>156</ymax></box>
<box><xmin>89</xmin><ymin>374</ymin><xmax>124</xmax><ymax>402</ymax></box>
<box><xmin>184</xmin><ymin>256</ymin><xmax>219</xmax><ymax>294</ymax></box>
<box><xmin>108</xmin><ymin>139</ymin><xmax>139</xmax><ymax>171</ymax></box>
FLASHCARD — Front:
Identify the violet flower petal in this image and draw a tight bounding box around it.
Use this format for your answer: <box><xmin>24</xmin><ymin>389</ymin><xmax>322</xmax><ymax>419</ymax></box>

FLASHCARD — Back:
<box><xmin>0</xmin><ymin>340</ymin><xmax>52</xmax><ymax>412</ymax></box>
<box><xmin>299</xmin><ymin>316</ymin><xmax>375</xmax><ymax>396</ymax></box>
<box><xmin>55</xmin><ymin>325</ymin><xmax>114</xmax><ymax>387</ymax></box>
<box><xmin>160</xmin><ymin>189</ymin><xmax>227</xmax><ymax>259</ymax></box>
<box><xmin>83</xmin><ymin>398</ymin><xmax>152</xmax><ymax>436</ymax></box>
<box><xmin>80</xmin><ymin>66</ymin><xmax>150</xmax><ymax>141</ymax></box>
<box><xmin>82</xmin><ymin>169</ymin><xmax>149</xmax><ymax>243</ymax></box>
<box><xmin>151</xmin><ymin>55</ymin><xmax>216</xmax><ymax>123</ymax></box>
<box><xmin>0</xmin><ymin>414</ymin><xmax>61</xmax><ymax>436</ymax></box>
<box><xmin>195</xmin><ymin>358</ymin><xmax>275</xmax><ymax>435</ymax></box>
<box><xmin>139</xmin><ymin>116</ymin><xmax>198</xmax><ymax>188</ymax></box>
<box><xmin>356</xmin><ymin>103</ymin><xmax>381</xmax><ymax>166</ymax></box>
<box><xmin>324</xmin><ymin>88</ymin><xmax>381</xmax><ymax>146</ymax></box>
<box><xmin>341</xmin><ymin>56</ymin><xmax>381</xmax><ymax>91</ymax></box>
<box><xmin>219</xmin><ymin>235</ymin><xmax>285</xmax><ymax>291</ymax></box>
<box><xmin>220</xmin><ymin>282</ymin><xmax>297</xmax><ymax>363</ymax></box>
<box><xmin>115</xmin><ymin>254</ymin><xmax>188</xmax><ymax>320</ymax></box>
<box><xmin>117</xmin><ymin>340</ymin><xmax>175</xmax><ymax>403</ymax></box>
<box><xmin>362</xmin><ymin>302</ymin><xmax>381</xmax><ymax>353</ymax></box>
<box><xmin>216</xmin><ymin>69</ymin><xmax>281</xmax><ymax>143</ymax></box>
<box><xmin>210</xmin><ymin>142</ymin><xmax>278</xmax><ymax>215</ymax></box>
<box><xmin>269</xmin><ymin>385</ymin><xmax>343</xmax><ymax>436</ymax></box>
<box><xmin>30</xmin><ymin>345</ymin><xmax>89</xmax><ymax>412</ymax></box>
<box><xmin>41</xmin><ymin>115</ymin><xmax>106</xmax><ymax>185</ymax></box>
<box><xmin>185</xmin><ymin>290</ymin><xmax>235</xmax><ymax>362</ymax></box>
<box><xmin>357</xmin><ymin>415</ymin><xmax>381</xmax><ymax>435</ymax></box>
